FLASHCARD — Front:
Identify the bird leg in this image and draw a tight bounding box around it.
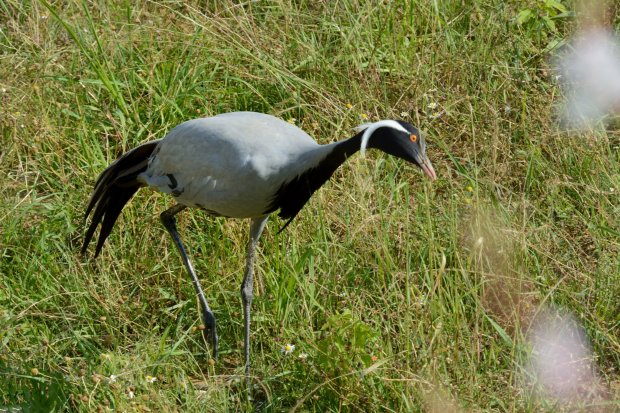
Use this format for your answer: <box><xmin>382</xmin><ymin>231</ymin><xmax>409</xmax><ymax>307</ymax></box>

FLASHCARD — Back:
<box><xmin>160</xmin><ymin>204</ymin><xmax>219</xmax><ymax>358</ymax></box>
<box><xmin>241</xmin><ymin>216</ymin><xmax>268</xmax><ymax>382</ymax></box>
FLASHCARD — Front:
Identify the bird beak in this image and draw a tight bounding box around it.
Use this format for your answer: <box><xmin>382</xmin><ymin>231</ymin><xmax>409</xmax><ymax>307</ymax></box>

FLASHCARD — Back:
<box><xmin>419</xmin><ymin>156</ymin><xmax>436</xmax><ymax>181</ymax></box>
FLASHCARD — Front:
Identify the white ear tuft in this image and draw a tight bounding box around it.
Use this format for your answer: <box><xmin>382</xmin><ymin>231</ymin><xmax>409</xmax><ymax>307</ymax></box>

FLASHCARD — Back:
<box><xmin>357</xmin><ymin>120</ymin><xmax>409</xmax><ymax>157</ymax></box>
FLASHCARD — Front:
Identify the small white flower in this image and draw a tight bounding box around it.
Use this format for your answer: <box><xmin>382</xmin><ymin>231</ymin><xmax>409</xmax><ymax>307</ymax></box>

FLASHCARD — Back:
<box><xmin>108</xmin><ymin>374</ymin><xmax>117</xmax><ymax>384</ymax></box>
<box><xmin>145</xmin><ymin>375</ymin><xmax>157</xmax><ymax>383</ymax></box>
<box><xmin>1</xmin><ymin>88</ymin><xmax>6</xmax><ymax>93</ymax></box>
<box><xmin>400</xmin><ymin>111</ymin><xmax>409</xmax><ymax>118</ymax></box>
<box><xmin>427</xmin><ymin>102</ymin><xmax>438</xmax><ymax>110</ymax></box>
<box><xmin>127</xmin><ymin>390</ymin><xmax>135</xmax><ymax>399</ymax></box>
<box><xmin>298</xmin><ymin>352</ymin><xmax>308</xmax><ymax>360</ymax></box>
<box><xmin>281</xmin><ymin>343</ymin><xmax>295</xmax><ymax>355</ymax></box>
<box><xmin>504</xmin><ymin>105</ymin><xmax>511</xmax><ymax>114</ymax></box>
<box><xmin>417</xmin><ymin>294</ymin><xmax>427</xmax><ymax>308</ymax></box>
<box><xmin>611</xmin><ymin>187</ymin><xmax>615</xmax><ymax>192</ymax></box>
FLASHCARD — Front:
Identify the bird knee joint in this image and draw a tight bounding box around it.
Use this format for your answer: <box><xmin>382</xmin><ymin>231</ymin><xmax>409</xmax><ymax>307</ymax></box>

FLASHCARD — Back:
<box><xmin>241</xmin><ymin>285</ymin><xmax>253</xmax><ymax>303</ymax></box>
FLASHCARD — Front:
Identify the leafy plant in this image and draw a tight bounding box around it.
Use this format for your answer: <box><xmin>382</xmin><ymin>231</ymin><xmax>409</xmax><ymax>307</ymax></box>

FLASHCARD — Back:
<box><xmin>315</xmin><ymin>309</ymin><xmax>379</xmax><ymax>377</ymax></box>
<box><xmin>516</xmin><ymin>0</ymin><xmax>573</xmax><ymax>50</ymax></box>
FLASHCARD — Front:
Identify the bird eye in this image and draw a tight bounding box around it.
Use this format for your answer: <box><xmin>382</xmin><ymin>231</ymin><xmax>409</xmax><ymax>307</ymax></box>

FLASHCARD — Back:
<box><xmin>409</xmin><ymin>134</ymin><xmax>417</xmax><ymax>143</ymax></box>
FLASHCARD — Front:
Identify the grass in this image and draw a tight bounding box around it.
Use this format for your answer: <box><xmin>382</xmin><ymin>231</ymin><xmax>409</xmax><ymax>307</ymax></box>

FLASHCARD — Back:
<box><xmin>1</xmin><ymin>0</ymin><xmax>619</xmax><ymax>411</ymax></box>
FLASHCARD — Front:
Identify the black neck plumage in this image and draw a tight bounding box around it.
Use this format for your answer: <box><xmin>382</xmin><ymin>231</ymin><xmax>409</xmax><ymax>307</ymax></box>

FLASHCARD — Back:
<box><xmin>267</xmin><ymin>132</ymin><xmax>364</xmax><ymax>231</ymax></box>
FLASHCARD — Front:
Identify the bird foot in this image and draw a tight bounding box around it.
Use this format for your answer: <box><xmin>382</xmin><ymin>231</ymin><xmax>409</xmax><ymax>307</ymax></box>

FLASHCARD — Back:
<box><xmin>202</xmin><ymin>311</ymin><xmax>218</xmax><ymax>359</ymax></box>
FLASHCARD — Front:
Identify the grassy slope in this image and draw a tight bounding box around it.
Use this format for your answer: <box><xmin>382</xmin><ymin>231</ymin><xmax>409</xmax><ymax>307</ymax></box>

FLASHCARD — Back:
<box><xmin>1</xmin><ymin>0</ymin><xmax>618</xmax><ymax>411</ymax></box>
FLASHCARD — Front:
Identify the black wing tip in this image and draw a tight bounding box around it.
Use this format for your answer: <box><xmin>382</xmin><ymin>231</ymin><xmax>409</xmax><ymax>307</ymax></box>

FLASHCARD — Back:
<box><xmin>80</xmin><ymin>139</ymin><xmax>160</xmax><ymax>259</ymax></box>
<box><xmin>93</xmin><ymin>244</ymin><xmax>103</xmax><ymax>258</ymax></box>
<box><xmin>276</xmin><ymin>212</ymin><xmax>300</xmax><ymax>234</ymax></box>
<box><xmin>80</xmin><ymin>242</ymin><xmax>101</xmax><ymax>259</ymax></box>
<box><xmin>81</xmin><ymin>232</ymin><xmax>102</xmax><ymax>258</ymax></box>
<box><xmin>83</xmin><ymin>205</ymin><xmax>94</xmax><ymax>223</ymax></box>
<box><xmin>81</xmin><ymin>222</ymin><xmax>96</xmax><ymax>257</ymax></box>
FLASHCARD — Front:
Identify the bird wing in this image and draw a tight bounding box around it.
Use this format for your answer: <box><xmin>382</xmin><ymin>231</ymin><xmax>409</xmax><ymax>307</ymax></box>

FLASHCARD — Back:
<box><xmin>140</xmin><ymin>113</ymin><xmax>323</xmax><ymax>218</ymax></box>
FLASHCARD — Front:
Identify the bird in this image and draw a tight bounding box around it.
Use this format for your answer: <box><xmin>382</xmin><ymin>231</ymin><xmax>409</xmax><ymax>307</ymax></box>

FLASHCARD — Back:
<box><xmin>82</xmin><ymin>111</ymin><xmax>436</xmax><ymax>379</ymax></box>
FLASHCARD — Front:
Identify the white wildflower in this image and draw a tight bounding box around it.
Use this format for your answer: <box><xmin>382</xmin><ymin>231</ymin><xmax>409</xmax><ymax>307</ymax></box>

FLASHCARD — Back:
<box><xmin>281</xmin><ymin>343</ymin><xmax>295</xmax><ymax>355</ymax></box>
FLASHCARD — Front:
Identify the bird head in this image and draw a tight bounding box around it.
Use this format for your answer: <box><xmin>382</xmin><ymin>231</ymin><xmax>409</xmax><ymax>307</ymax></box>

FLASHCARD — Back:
<box><xmin>357</xmin><ymin>120</ymin><xmax>437</xmax><ymax>180</ymax></box>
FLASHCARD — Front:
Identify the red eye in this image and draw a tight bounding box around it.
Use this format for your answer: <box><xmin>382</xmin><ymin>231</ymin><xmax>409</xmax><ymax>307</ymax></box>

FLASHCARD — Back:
<box><xmin>410</xmin><ymin>134</ymin><xmax>417</xmax><ymax>143</ymax></box>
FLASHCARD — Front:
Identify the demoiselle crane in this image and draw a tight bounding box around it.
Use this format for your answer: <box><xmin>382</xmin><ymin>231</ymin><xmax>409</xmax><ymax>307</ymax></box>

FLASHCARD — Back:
<box><xmin>82</xmin><ymin>111</ymin><xmax>436</xmax><ymax>377</ymax></box>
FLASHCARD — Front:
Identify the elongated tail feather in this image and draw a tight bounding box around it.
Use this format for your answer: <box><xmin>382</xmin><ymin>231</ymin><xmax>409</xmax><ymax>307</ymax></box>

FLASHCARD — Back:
<box><xmin>82</xmin><ymin>140</ymin><xmax>160</xmax><ymax>257</ymax></box>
